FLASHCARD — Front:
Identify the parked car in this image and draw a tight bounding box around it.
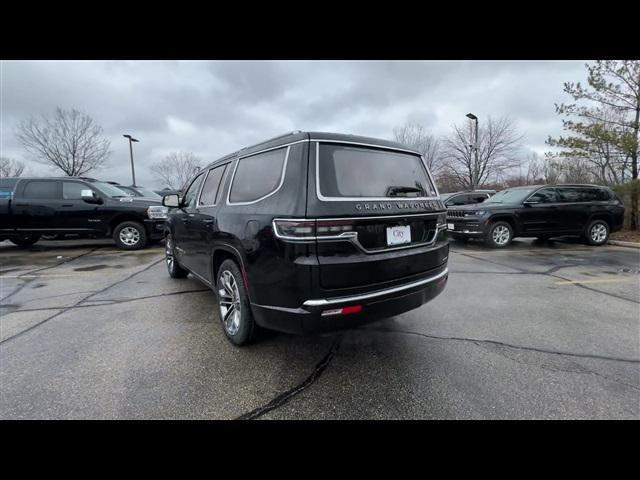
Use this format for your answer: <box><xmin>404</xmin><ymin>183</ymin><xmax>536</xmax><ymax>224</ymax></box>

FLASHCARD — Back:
<box><xmin>0</xmin><ymin>177</ymin><xmax>20</xmax><ymax>198</ymax></box>
<box><xmin>446</xmin><ymin>184</ymin><xmax>625</xmax><ymax>248</ymax></box>
<box><xmin>107</xmin><ymin>182</ymin><xmax>163</xmax><ymax>201</ymax></box>
<box><xmin>155</xmin><ymin>188</ymin><xmax>182</xmax><ymax>197</ymax></box>
<box><xmin>440</xmin><ymin>190</ymin><xmax>495</xmax><ymax>207</ymax></box>
<box><xmin>0</xmin><ymin>177</ymin><xmax>168</xmax><ymax>249</ymax></box>
<box><xmin>162</xmin><ymin>131</ymin><xmax>449</xmax><ymax>345</ymax></box>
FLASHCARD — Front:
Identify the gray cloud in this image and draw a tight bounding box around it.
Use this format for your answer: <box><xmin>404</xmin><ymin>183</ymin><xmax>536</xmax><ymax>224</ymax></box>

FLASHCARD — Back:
<box><xmin>0</xmin><ymin>60</ymin><xmax>587</xmax><ymax>187</ymax></box>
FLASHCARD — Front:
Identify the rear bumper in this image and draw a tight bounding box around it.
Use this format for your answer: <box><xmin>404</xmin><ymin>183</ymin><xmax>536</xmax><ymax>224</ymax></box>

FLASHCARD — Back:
<box><xmin>251</xmin><ymin>264</ymin><xmax>448</xmax><ymax>334</ymax></box>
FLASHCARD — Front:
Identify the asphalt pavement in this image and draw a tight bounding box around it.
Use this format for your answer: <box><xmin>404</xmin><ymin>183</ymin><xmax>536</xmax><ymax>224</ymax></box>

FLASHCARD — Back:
<box><xmin>1</xmin><ymin>236</ymin><xmax>638</xmax><ymax>419</ymax></box>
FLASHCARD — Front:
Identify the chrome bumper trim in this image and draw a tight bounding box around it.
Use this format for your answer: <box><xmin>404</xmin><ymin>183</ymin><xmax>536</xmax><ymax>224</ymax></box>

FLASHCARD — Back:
<box><xmin>302</xmin><ymin>267</ymin><xmax>448</xmax><ymax>307</ymax></box>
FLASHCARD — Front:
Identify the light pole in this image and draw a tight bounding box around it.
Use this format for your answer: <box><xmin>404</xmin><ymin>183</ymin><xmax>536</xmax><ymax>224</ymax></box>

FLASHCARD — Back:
<box><xmin>466</xmin><ymin>113</ymin><xmax>479</xmax><ymax>188</ymax></box>
<box><xmin>123</xmin><ymin>134</ymin><xmax>139</xmax><ymax>186</ymax></box>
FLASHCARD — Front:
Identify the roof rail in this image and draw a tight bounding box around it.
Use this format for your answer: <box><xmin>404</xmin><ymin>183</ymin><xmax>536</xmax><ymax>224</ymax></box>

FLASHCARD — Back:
<box><xmin>239</xmin><ymin>131</ymin><xmax>304</xmax><ymax>153</ymax></box>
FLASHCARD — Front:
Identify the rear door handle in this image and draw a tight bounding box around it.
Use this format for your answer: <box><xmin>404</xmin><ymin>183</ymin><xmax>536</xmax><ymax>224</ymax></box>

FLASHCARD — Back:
<box><xmin>204</xmin><ymin>219</ymin><xmax>214</xmax><ymax>225</ymax></box>
<box><xmin>181</xmin><ymin>217</ymin><xmax>189</xmax><ymax>223</ymax></box>
<box><xmin>62</xmin><ymin>204</ymin><xmax>73</xmax><ymax>207</ymax></box>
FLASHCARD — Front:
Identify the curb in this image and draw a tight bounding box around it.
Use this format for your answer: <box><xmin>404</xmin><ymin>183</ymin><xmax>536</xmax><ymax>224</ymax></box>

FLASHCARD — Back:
<box><xmin>608</xmin><ymin>240</ymin><xmax>640</xmax><ymax>249</ymax></box>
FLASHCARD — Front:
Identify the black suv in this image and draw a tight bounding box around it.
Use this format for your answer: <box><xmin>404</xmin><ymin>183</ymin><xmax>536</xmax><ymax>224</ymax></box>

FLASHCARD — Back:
<box><xmin>446</xmin><ymin>184</ymin><xmax>625</xmax><ymax>248</ymax></box>
<box><xmin>162</xmin><ymin>131</ymin><xmax>449</xmax><ymax>345</ymax></box>
<box><xmin>441</xmin><ymin>190</ymin><xmax>495</xmax><ymax>207</ymax></box>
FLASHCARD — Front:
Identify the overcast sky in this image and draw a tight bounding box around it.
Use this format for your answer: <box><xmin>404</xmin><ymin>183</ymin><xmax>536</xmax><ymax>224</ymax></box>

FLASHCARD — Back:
<box><xmin>0</xmin><ymin>60</ymin><xmax>588</xmax><ymax>187</ymax></box>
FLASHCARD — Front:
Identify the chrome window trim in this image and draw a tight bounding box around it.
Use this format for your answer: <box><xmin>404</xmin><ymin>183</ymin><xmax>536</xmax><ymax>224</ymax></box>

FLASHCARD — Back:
<box><xmin>314</xmin><ymin>141</ymin><xmax>440</xmax><ymax>202</ymax></box>
<box><xmin>197</xmin><ymin>161</ymin><xmax>231</xmax><ymax>208</ymax></box>
<box><xmin>302</xmin><ymin>267</ymin><xmax>449</xmax><ymax>307</ymax></box>
<box><xmin>226</xmin><ymin>146</ymin><xmax>290</xmax><ymax>206</ymax></box>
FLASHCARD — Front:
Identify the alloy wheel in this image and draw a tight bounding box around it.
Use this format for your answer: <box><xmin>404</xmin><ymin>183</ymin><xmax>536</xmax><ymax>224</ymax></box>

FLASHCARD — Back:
<box><xmin>590</xmin><ymin>223</ymin><xmax>607</xmax><ymax>243</ymax></box>
<box><xmin>218</xmin><ymin>270</ymin><xmax>241</xmax><ymax>336</ymax></box>
<box><xmin>492</xmin><ymin>225</ymin><xmax>511</xmax><ymax>246</ymax></box>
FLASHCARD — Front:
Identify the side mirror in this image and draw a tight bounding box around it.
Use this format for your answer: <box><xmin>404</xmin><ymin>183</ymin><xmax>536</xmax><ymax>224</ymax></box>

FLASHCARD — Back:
<box><xmin>163</xmin><ymin>194</ymin><xmax>180</xmax><ymax>208</ymax></box>
<box><xmin>81</xmin><ymin>189</ymin><xmax>101</xmax><ymax>204</ymax></box>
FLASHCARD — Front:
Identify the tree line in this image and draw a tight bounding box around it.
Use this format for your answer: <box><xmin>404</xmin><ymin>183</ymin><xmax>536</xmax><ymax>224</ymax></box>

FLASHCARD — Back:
<box><xmin>394</xmin><ymin>60</ymin><xmax>639</xmax><ymax>229</ymax></box>
<box><xmin>3</xmin><ymin>60</ymin><xmax>637</xmax><ymax>228</ymax></box>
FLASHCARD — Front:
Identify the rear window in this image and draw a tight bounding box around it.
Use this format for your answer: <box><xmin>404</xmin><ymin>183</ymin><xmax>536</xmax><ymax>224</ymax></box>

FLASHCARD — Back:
<box><xmin>317</xmin><ymin>144</ymin><xmax>436</xmax><ymax>199</ymax></box>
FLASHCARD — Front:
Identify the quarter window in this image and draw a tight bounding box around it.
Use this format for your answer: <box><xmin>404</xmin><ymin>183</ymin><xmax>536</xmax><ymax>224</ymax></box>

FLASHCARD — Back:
<box><xmin>23</xmin><ymin>181</ymin><xmax>61</xmax><ymax>199</ymax></box>
<box><xmin>229</xmin><ymin>147</ymin><xmax>288</xmax><ymax>203</ymax></box>
<box><xmin>199</xmin><ymin>164</ymin><xmax>228</xmax><ymax>206</ymax></box>
<box><xmin>182</xmin><ymin>172</ymin><xmax>205</xmax><ymax>208</ymax></box>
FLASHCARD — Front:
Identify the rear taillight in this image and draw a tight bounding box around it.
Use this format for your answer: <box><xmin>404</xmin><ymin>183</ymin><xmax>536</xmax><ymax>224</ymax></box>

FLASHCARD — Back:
<box><xmin>273</xmin><ymin>219</ymin><xmax>355</xmax><ymax>239</ymax></box>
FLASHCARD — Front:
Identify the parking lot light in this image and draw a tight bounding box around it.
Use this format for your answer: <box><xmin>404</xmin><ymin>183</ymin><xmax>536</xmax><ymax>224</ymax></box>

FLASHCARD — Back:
<box><xmin>123</xmin><ymin>134</ymin><xmax>140</xmax><ymax>186</ymax></box>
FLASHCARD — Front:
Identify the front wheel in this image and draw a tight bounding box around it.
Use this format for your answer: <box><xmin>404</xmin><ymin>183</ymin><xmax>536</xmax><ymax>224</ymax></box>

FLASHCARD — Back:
<box><xmin>9</xmin><ymin>233</ymin><xmax>41</xmax><ymax>247</ymax></box>
<box><xmin>113</xmin><ymin>221</ymin><xmax>148</xmax><ymax>250</ymax></box>
<box><xmin>165</xmin><ymin>234</ymin><xmax>189</xmax><ymax>278</ymax></box>
<box><xmin>485</xmin><ymin>221</ymin><xmax>513</xmax><ymax>249</ymax></box>
<box><xmin>216</xmin><ymin>259</ymin><xmax>258</xmax><ymax>346</ymax></box>
<box><xmin>585</xmin><ymin>220</ymin><xmax>609</xmax><ymax>246</ymax></box>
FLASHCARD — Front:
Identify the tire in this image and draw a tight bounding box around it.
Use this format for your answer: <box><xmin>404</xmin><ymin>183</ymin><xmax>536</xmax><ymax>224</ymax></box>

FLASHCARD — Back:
<box><xmin>585</xmin><ymin>219</ymin><xmax>609</xmax><ymax>246</ymax></box>
<box><xmin>113</xmin><ymin>221</ymin><xmax>148</xmax><ymax>250</ymax></box>
<box><xmin>165</xmin><ymin>234</ymin><xmax>189</xmax><ymax>278</ymax></box>
<box><xmin>216</xmin><ymin>259</ymin><xmax>258</xmax><ymax>346</ymax></box>
<box><xmin>484</xmin><ymin>221</ymin><xmax>513</xmax><ymax>249</ymax></box>
<box><xmin>9</xmin><ymin>233</ymin><xmax>41</xmax><ymax>247</ymax></box>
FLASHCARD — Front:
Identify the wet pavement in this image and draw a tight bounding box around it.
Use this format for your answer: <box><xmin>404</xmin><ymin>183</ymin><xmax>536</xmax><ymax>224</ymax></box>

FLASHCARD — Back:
<box><xmin>0</xmin><ymin>237</ymin><xmax>638</xmax><ymax>419</ymax></box>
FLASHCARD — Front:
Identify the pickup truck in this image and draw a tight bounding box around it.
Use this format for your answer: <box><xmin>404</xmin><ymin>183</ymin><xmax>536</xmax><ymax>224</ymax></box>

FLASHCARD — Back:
<box><xmin>0</xmin><ymin>177</ymin><xmax>168</xmax><ymax>249</ymax></box>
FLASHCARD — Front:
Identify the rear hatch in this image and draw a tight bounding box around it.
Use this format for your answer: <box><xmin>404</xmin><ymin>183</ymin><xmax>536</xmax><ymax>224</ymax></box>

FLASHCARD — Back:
<box><xmin>306</xmin><ymin>140</ymin><xmax>447</xmax><ymax>292</ymax></box>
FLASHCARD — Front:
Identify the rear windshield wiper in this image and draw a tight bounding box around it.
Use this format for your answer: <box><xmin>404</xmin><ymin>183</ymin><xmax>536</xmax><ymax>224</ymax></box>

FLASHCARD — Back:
<box><xmin>386</xmin><ymin>186</ymin><xmax>424</xmax><ymax>197</ymax></box>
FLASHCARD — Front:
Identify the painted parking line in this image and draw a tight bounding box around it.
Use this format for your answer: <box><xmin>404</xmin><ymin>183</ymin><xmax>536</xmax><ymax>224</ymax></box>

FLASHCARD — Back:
<box><xmin>554</xmin><ymin>277</ymin><xmax>638</xmax><ymax>285</ymax></box>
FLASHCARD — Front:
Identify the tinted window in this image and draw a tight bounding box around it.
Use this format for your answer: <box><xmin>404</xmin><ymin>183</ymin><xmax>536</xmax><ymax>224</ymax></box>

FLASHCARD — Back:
<box><xmin>230</xmin><ymin>148</ymin><xmax>287</xmax><ymax>203</ymax></box>
<box><xmin>199</xmin><ymin>164</ymin><xmax>228</xmax><ymax>206</ymax></box>
<box><xmin>574</xmin><ymin>187</ymin><xmax>610</xmax><ymax>202</ymax></box>
<box><xmin>23</xmin><ymin>181</ymin><xmax>61</xmax><ymax>199</ymax></box>
<box><xmin>470</xmin><ymin>194</ymin><xmax>488</xmax><ymax>203</ymax></box>
<box><xmin>63</xmin><ymin>182</ymin><xmax>90</xmax><ymax>199</ymax></box>
<box><xmin>318</xmin><ymin>144</ymin><xmax>436</xmax><ymax>198</ymax></box>
<box><xmin>555</xmin><ymin>187</ymin><xmax>579</xmax><ymax>202</ymax></box>
<box><xmin>448</xmin><ymin>194</ymin><xmax>470</xmax><ymax>206</ymax></box>
<box><xmin>527</xmin><ymin>188</ymin><xmax>558</xmax><ymax>203</ymax></box>
<box><xmin>182</xmin><ymin>172</ymin><xmax>205</xmax><ymax>208</ymax></box>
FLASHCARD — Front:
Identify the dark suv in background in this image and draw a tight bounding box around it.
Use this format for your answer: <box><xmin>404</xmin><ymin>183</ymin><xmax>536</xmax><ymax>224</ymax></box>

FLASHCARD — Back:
<box><xmin>446</xmin><ymin>184</ymin><xmax>625</xmax><ymax>248</ymax></box>
<box><xmin>441</xmin><ymin>190</ymin><xmax>495</xmax><ymax>207</ymax></box>
<box><xmin>162</xmin><ymin>131</ymin><xmax>449</xmax><ymax>345</ymax></box>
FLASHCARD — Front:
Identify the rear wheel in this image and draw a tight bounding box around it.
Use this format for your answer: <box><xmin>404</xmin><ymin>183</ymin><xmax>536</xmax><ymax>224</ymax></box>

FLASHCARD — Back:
<box><xmin>216</xmin><ymin>259</ymin><xmax>258</xmax><ymax>346</ymax></box>
<box><xmin>9</xmin><ymin>233</ymin><xmax>41</xmax><ymax>247</ymax></box>
<box><xmin>585</xmin><ymin>220</ymin><xmax>609</xmax><ymax>246</ymax></box>
<box><xmin>165</xmin><ymin>234</ymin><xmax>189</xmax><ymax>278</ymax></box>
<box><xmin>485</xmin><ymin>221</ymin><xmax>513</xmax><ymax>249</ymax></box>
<box><xmin>113</xmin><ymin>221</ymin><xmax>148</xmax><ymax>250</ymax></box>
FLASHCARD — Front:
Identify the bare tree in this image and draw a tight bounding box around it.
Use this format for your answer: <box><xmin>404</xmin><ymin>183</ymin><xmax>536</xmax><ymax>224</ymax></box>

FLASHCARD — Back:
<box><xmin>0</xmin><ymin>157</ymin><xmax>26</xmax><ymax>177</ymax></box>
<box><xmin>442</xmin><ymin>116</ymin><xmax>524</xmax><ymax>190</ymax></box>
<box><xmin>150</xmin><ymin>152</ymin><xmax>203</xmax><ymax>190</ymax></box>
<box><xmin>393</xmin><ymin>122</ymin><xmax>443</xmax><ymax>174</ymax></box>
<box><xmin>16</xmin><ymin>107</ymin><xmax>111</xmax><ymax>176</ymax></box>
